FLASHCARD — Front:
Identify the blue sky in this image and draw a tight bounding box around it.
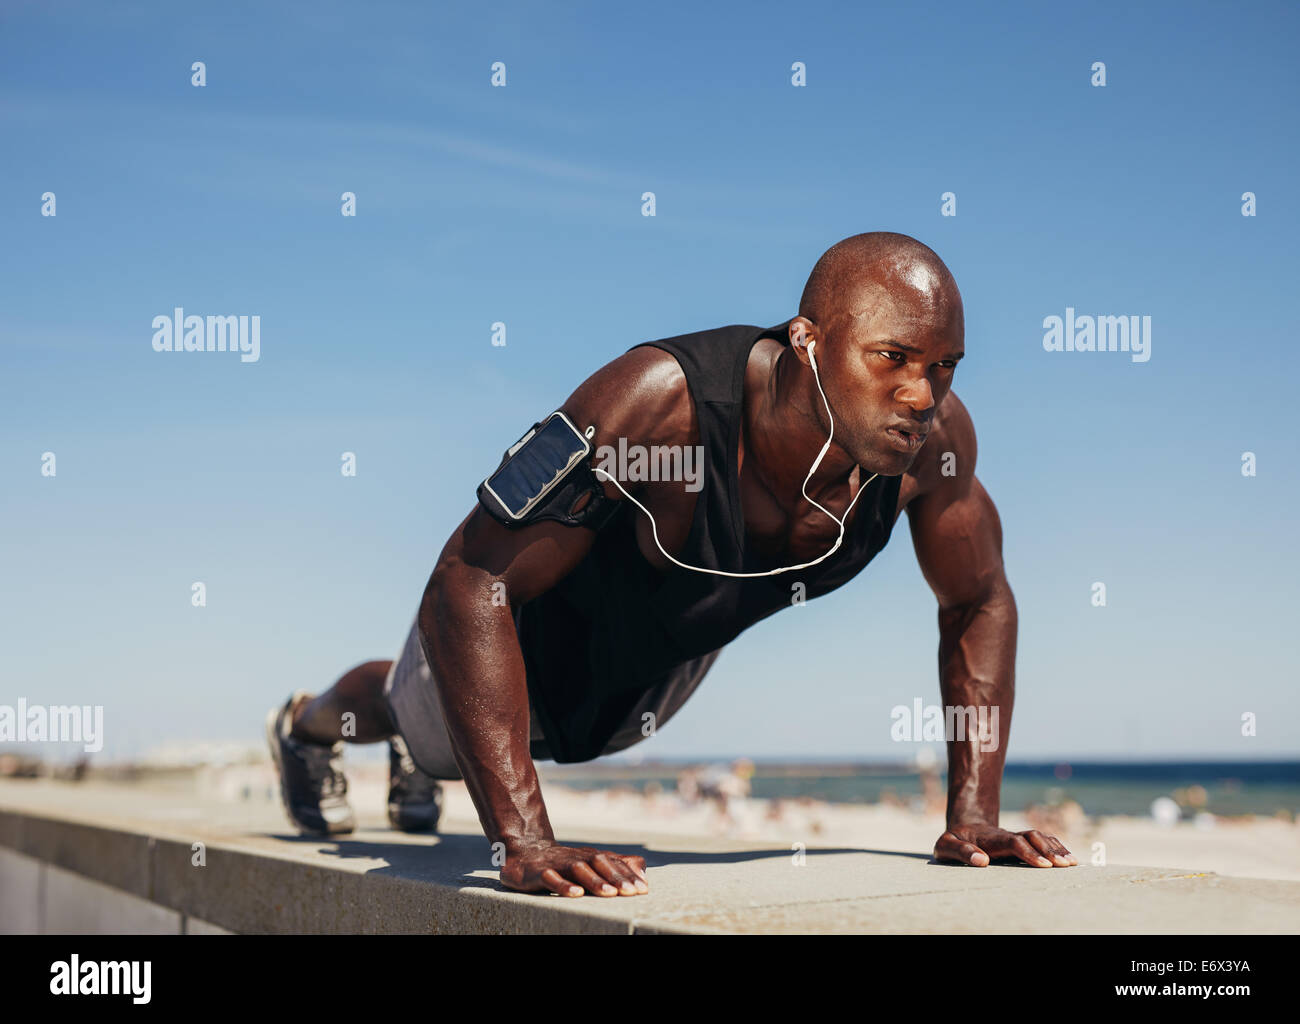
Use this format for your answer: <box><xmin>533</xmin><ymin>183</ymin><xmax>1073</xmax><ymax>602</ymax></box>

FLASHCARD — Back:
<box><xmin>1</xmin><ymin>0</ymin><xmax>1297</xmax><ymax>763</ymax></box>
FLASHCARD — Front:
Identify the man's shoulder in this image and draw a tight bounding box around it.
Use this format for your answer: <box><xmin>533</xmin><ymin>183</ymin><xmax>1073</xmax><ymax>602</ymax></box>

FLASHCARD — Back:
<box><xmin>558</xmin><ymin>321</ymin><xmax>772</xmax><ymax>460</ymax></box>
<box><xmin>558</xmin><ymin>343</ymin><xmax>697</xmax><ymax>455</ymax></box>
<box><xmin>929</xmin><ymin>391</ymin><xmax>976</xmax><ymax>465</ymax></box>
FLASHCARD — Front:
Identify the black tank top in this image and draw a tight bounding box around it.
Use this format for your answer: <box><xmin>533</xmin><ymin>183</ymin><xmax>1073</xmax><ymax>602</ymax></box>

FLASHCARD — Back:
<box><xmin>517</xmin><ymin>320</ymin><xmax>904</xmax><ymax>762</ymax></box>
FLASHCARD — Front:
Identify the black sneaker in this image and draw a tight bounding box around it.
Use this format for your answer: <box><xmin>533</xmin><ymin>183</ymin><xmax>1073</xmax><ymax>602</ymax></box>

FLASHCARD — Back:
<box><xmin>265</xmin><ymin>691</ymin><xmax>356</xmax><ymax>836</ymax></box>
<box><xmin>387</xmin><ymin>733</ymin><xmax>442</xmax><ymax>833</ymax></box>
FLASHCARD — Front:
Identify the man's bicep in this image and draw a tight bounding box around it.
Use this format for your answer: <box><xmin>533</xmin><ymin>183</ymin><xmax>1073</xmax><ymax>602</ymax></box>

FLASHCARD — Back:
<box><xmin>906</xmin><ymin>473</ymin><xmax>1007</xmax><ymax>610</ymax></box>
<box><xmin>456</xmin><ymin>506</ymin><xmax>600</xmax><ymax>605</ymax></box>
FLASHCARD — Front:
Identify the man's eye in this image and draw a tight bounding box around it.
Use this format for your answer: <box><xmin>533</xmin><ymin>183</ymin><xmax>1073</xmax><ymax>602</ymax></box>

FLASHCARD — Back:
<box><xmin>878</xmin><ymin>351</ymin><xmax>905</xmax><ymax>362</ymax></box>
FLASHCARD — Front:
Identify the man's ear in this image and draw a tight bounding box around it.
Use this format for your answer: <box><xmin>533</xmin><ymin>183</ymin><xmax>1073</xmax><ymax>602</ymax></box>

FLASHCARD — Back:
<box><xmin>789</xmin><ymin>318</ymin><xmax>810</xmax><ymax>349</ymax></box>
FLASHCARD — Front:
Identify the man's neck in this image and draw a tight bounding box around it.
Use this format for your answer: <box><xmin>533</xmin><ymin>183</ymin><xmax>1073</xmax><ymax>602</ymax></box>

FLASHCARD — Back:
<box><xmin>746</xmin><ymin>341</ymin><xmax>859</xmax><ymax>516</ymax></box>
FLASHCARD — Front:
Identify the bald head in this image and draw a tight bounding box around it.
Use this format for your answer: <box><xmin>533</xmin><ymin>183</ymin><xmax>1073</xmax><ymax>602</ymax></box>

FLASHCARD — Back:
<box><xmin>784</xmin><ymin>232</ymin><xmax>964</xmax><ymax>475</ymax></box>
<box><xmin>798</xmin><ymin>232</ymin><xmax>960</xmax><ymax>336</ymax></box>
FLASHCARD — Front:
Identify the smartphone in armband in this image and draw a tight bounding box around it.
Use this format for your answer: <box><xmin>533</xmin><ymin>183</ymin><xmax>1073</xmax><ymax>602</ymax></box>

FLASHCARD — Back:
<box><xmin>479</xmin><ymin>411</ymin><xmax>595</xmax><ymax>523</ymax></box>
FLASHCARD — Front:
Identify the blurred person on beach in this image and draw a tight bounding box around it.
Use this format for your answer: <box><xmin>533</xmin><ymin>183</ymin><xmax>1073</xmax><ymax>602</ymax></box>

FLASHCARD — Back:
<box><xmin>266</xmin><ymin>232</ymin><xmax>1076</xmax><ymax>899</ymax></box>
<box><xmin>675</xmin><ymin>766</ymin><xmax>702</xmax><ymax>806</ymax></box>
<box><xmin>914</xmin><ymin>746</ymin><xmax>948</xmax><ymax>816</ymax></box>
<box><xmin>1024</xmin><ymin>797</ymin><xmax>1087</xmax><ymax>839</ymax></box>
<box><xmin>697</xmin><ymin>758</ymin><xmax>754</xmax><ymax>831</ymax></box>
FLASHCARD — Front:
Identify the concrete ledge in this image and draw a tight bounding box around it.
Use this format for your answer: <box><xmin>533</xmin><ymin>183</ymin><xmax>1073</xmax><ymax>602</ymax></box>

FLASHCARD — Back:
<box><xmin>0</xmin><ymin>849</ymin><xmax>233</xmax><ymax>935</ymax></box>
<box><xmin>1</xmin><ymin>780</ymin><xmax>1297</xmax><ymax>934</ymax></box>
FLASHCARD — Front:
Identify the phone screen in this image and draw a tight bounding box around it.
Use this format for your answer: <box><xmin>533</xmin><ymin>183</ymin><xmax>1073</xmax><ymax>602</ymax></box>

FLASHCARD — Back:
<box><xmin>486</xmin><ymin>415</ymin><xmax>589</xmax><ymax>517</ymax></box>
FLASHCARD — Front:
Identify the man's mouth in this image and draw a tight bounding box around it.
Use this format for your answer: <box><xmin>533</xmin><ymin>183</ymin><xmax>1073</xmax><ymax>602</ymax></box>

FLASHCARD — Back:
<box><xmin>884</xmin><ymin>427</ymin><xmax>928</xmax><ymax>453</ymax></box>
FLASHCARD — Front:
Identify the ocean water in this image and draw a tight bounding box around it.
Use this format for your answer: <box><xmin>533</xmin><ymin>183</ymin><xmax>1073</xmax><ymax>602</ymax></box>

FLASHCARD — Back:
<box><xmin>538</xmin><ymin>760</ymin><xmax>1300</xmax><ymax>818</ymax></box>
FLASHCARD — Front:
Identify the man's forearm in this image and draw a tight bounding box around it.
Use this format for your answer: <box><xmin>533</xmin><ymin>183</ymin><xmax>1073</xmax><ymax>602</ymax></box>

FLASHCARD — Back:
<box><xmin>936</xmin><ymin>576</ymin><xmax>1017</xmax><ymax>827</ymax></box>
<box><xmin>419</xmin><ymin>569</ymin><xmax>555</xmax><ymax>851</ymax></box>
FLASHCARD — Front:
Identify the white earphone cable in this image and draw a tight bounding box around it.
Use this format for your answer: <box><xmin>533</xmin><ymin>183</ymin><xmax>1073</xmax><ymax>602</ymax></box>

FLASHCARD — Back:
<box><xmin>592</xmin><ymin>339</ymin><xmax>878</xmax><ymax>578</ymax></box>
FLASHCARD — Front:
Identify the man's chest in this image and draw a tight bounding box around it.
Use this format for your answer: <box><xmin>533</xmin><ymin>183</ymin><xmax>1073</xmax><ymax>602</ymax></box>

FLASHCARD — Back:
<box><xmin>627</xmin><ymin>437</ymin><xmax>917</xmax><ymax>575</ymax></box>
<box><xmin>737</xmin><ymin>439</ymin><xmax>919</xmax><ymax>564</ymax></box>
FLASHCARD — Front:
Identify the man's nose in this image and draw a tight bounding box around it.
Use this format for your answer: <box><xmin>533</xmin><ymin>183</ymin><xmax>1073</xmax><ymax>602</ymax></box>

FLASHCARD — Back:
<box><xmin>895</xmin><ymin>375</ymin><xmax>936</xmax><ymax>412</ymax></box>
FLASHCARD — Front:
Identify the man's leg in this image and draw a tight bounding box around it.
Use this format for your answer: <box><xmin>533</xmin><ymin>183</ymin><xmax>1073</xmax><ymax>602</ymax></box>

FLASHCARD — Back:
<box><xmin>288</xmin><ymin>660</ymin><xmax>396</xmax><ymax>745</ymax></box>
<box><xmin>265</xmin><ymin>662</ymin><xmax>382</xmax><ymax>837</ymax></box>
<box><xmin>267</xmin><ymin>642</ymin><xmax>442</xmax><ymax>836</ymax></box>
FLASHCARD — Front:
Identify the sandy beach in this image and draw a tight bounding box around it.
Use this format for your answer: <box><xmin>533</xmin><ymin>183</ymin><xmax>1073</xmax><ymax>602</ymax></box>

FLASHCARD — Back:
<box><xmin>180</xmin><ymin>759</ymin><xmax>1300</xmax><ymax>883</ymax></box>
<box><xmin>538</xmin><ymin>780</ymin><xmax>1300</xmax><ymax>883</ymax></box>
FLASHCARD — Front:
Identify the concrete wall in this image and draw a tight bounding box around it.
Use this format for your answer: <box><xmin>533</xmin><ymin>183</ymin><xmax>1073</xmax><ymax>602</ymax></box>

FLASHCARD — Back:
<box><xmin>4</xmin><ymin>781</ymin><xmax>1297</xmax><ymax>935</ymax></box>
<box><xmin>1</xmin><ymin>847</ymin><xmax>233</xmax><ymax>934</ymax></box>
<box><xmin>0</xmin><ymin>803</ymin><xmax>650</xmax><ymax>934</ymax></box>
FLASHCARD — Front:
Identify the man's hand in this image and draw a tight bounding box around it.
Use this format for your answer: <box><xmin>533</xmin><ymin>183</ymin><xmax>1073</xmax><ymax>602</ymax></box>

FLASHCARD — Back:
<box><xmin>934</xmin><ymin>824</ymin><xmax>1077</xmax><ymax>867</ymax></box>
<box><xmin>501</xmin><ymin>842</ymin><xmax>650</xmax><ymax>897</ymax></box>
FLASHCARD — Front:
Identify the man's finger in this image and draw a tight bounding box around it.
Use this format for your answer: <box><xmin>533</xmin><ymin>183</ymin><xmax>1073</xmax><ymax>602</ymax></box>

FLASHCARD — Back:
<box><xmin>960</xmin><ymin>842</ymin><xmax>990</xmax><ymax>867</ymax></box>
<box><xmin>1007</xmin><ymin>834</ymin><xmax>1053</xmax><ymax>867</ymax></box>
<box><xmin>1026</xmin><ymin>830</ymin><xmax>1072</xmax><ymax>864</ymax></box>
<box><xmin>619</xmin><ymin>857</ymin><xmax>650</xmax><ymax>889</ymax></box>
<box><xmin>1045</xmin><ymin>835</ymin><xmax>1078</xmax><ymax>865</ymax></box>
<box><xmin>569</xmin><ymin>860</ymin><xmax>618</xmax><ymax>896</ymax></box>
<box><xmin>611</xmin><ymin>855</ymin><xmax>650</xmax><ymax>892</ymax></box>
<box><xmin>1023</xmin><ymin>830</ymin><xmax>1075</xmax><ymax>866</ymax></box>
<box><xmin>1024</xmin><ymin>831</ymin><xmax>1066</xmax><ymax>862</ymax></box>
<box><xmin>935</xmin><ymin>832</ymin><xmax>989</xmax><ymax>866</ymax></box>
<box><xmin>591</xmin><ymin>852</ymin><xmax>640</xmax><ymax>894</ymax></box>
<box><xmin>539</xmin><ymin>868</ymin><xmax>583</xmax><ymax>897</ymax></box>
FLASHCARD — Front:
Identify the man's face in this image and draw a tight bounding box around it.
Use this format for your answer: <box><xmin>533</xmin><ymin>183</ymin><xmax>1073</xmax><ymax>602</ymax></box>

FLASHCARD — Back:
<box><xmin>808</xmin><ymin>271</ymin><xmax>964</xmax><ymax>476</ymax></box>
